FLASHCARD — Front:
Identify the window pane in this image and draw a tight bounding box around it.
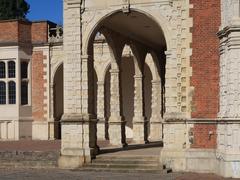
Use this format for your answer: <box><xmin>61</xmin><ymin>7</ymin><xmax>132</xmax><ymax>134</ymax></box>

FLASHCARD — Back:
<box><xmin>21</xmin><ymin>82</ymin><xmax>28</xmax><ymax>105</ymax></box>
<box><xmin>0</xmin><ymin>62</ymin><xmax>5</xmax><ymax>78</ymax></box>
<box><xmin>0</xmin><ymin>82</ymin><xmax>6</xmax><ymax>104</ymax></box>
<box><xmin>21</xmin><ymin>62</ymin><xmax>28</xmax><ymax>79</ymax></box>
<box><xmin>8</xmin><ymin>61</ymin><xmax>15</xmax><ymax>78</ymax></box>
<box><xmin>8</xmin><ymin>81</ymin><xmax>16</xmax><ymax>104</ymax></box>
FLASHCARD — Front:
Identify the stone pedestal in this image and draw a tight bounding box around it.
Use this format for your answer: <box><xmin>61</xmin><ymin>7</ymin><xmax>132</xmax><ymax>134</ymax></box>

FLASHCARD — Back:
<box><xmin>59</xmin><ymin>114</ymin><xmax>98</xmax><ymax>169</ymax></box>
<box><xmin>97</xmin><ymin>118</ymin><xmax>106</xmax><ymax>140</ymax></box>
<box><xmin>133</xmin><ymin>117</ymin><xmax>146</xmax><ymax>143</ymax></box>
<box><xmin>108</xmin><ymin>116</ymin><xmax>125</xmax><ymax>146</ymax></box>
<box><xmin>149</xmin><ymin>120</ymin><xmax>163</xmax><ymax>141</ymax></box>
<box><xmin>48</xmin><ymin>119</ymin><xmax>61</xmax><ymax>140</ymax></box>
<box><xmin>216</xmin><ymin>122</ymin><xmax>240</xmax><ymax>178</ymax></box>
<box><xmin>149</xmin><ymin>80</ymin><xmax>163</xmax><ymax>141</ymax></box>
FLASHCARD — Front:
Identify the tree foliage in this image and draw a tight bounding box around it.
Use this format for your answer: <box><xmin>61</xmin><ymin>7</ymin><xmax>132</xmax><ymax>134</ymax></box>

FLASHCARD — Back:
<box><xmin>0</xmin><ymin>0</ymin><xmax>30</xmax><ymax>20</ymax></box>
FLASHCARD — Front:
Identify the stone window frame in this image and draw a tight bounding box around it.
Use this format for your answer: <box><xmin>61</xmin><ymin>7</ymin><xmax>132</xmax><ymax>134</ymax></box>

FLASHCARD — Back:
<box><xmin>0</xmin><ymin>59</ymin><xmax>17</xmax><ymax>105</ymax></box>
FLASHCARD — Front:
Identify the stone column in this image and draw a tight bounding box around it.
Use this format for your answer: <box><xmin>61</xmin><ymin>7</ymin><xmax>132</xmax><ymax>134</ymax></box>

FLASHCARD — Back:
<box><xmin>216</xmin><ymin>12</ymin><xmax>240</xmax><ymax>178</ymax></box>
<box><xmin>108</xmin><ymin>68</ymin><xmax>125</xmax><ymax>146</ymax></box>
<box><xmin>97</xmin><ymin>81</ymin><xmax>106</xmax><ymax>140</ymax></box>
<box><xmin>59</xmin><ymin>1</ymin><xmax>97</xmax><ymax>168</ymax></box>
<box><xmin>48</xmin><ymin>83</ymin><xmax>55</xmax><ymax>140</ymax></box>
<box><xmin>81</xmin><ymin>55</ymin><xmax>98</xmax><ymax>153</ymax></box>
<box><xmin>149</xmin><ymin>80</ymin><xmax>163</xmax><ymax>141</ymax></box>
<box><xmin>132</xmin><ymin>75</ymin><xmax>146</xmax><ymax>143</ymax></box>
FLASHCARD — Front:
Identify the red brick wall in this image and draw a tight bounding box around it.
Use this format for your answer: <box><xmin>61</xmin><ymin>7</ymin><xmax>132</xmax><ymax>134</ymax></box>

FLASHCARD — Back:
<box><xmin>0</xmin><ymin>21</ymin><xmax>18</xmax><ymax>43</ymax></box>
<box><xmin>190</xmin><ymin>0</ymin><xmax>220</xmax><ymax>149</ymax></box>
<box><xmin>191</xmin><ymin>124</ymin><xmax>217</xmax><ymax>149</ymax></box>
<box><xmin>0</xmin><ymin>20</ymin><xmax>49</xmax><ymax>44</ymax></box>
<box><xmin>190</xmin><ymin>0</ymin><xmax>220</xmax><ymax>119</ymax></box>
<box><xmin>31</xmin><ymin>22</ymin><xmax>48</xmax><ymax>43</ymax></box>
<box><xmin>18</xmin><ymin>21</ymin><xmax>31</xmax><ymax>44</ymax></box>
<box><xmin>32</xmin><ymin>51</ymin><xmax>46</xmax><ymax>121</ymax></box>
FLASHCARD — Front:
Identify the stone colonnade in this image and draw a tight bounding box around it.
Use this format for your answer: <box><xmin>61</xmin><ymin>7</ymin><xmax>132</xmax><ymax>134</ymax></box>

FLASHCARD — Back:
<box><xmin>94</xmin><ymin>30</ymin><xmax>164</xmax><ymax>146</ymax></box>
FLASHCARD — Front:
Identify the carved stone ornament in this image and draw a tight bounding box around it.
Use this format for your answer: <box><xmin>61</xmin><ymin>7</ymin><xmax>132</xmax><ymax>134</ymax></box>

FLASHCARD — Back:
<box><xmin>122</xmin><ymin>0</ymin><xmax>130</xmax><ymax>14</ymax></box>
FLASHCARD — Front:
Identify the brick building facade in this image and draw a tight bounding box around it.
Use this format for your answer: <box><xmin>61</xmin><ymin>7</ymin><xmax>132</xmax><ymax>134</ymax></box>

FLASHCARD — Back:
<box><xmin>0</xmin><ymin>0</ymin><xmax>240</xmax><ymax>178</ymax></box>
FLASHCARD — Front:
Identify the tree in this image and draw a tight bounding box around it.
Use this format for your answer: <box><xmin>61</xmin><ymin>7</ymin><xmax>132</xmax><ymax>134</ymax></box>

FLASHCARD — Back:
<box><xmin>0</xmin><ymin>0</ymin><xmax>30</xmax><ymax>20</ymax></box>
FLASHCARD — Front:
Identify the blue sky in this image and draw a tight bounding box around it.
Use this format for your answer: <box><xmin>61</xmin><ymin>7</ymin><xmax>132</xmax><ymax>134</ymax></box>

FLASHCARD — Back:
<box><xmin>26</xmin><ymin>0</ymin><xmax>63</xmax><ymax>25</ymax></box>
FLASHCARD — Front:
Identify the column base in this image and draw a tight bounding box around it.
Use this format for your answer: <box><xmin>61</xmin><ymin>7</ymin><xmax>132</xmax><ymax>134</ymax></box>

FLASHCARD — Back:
<box><xmin>108</xmin><ymin>116</ymin><xmax>125</xmax><ymax>146</ymax></box>
<box><xmin>216</xmin><ymin>152</ymin><xmax>240</xmax><ymax>178</ymax></box>
<box><xmin>32</xmin><ymin>121</ymin><xmax>48</xmax><ymax>140</ymax></box>
<box><xmin>132</xmin><ymin>116</ymin><xmax>147</xmax><ymax>143</ymax></box>
<box><xmin>149</xmin><ymin>120</ymin><xmax>163</xmax><ymax>142</ymax></box>
<box><xmin>48</xmin><ymin>120</ymin><xmax>61</xmax><ymax>140</ymax></box>
<box><xmin>60</xmin><ymin>113</ymin><xmax>98</xmax><ymax>168</ymax></box>
<box><xmin>58</xmin><ymin>155</ymin><xmax>85</xmax><ymax>169</ymax></box>
<box><xmin>97</xmin><ymin>118</ymin><xmax>106</xmax><ymax>140</ymax></box>
<box><xmin>160</xmin><ymin>148</ymin><xmax>187</xmax><ymax>171</ymax></box>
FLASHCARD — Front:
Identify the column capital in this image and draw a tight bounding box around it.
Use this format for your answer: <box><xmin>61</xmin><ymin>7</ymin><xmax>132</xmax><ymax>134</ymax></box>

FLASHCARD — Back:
<box><xmin>81</xmin><ymin>55</ymin><xmax>93</xmax><ymax>62</ymax></box>
<box><xmin>109</xmin><ymin>69</ymin><xmax>120</xmax><ymax>74</ymax></box>
<box><xmin>165</xmin><ymin>50</ymin><xmax>172</xmax><ymax>57</ymax></box>
<box><xmin>97</xmin><ymin>81</ymin><xmax>104</xmax><ymax>86</ymax></box>
<box><xmin>134</xmin><ymin>75</ymin><xmax>143</xmax><ymax>79</ymax></box>
<box><xmin>152</xmin><ymin>80</ymin><xmax>161</xmax><ymax>84</ymax></box>
<box><xmin>50</xmin><ymin>83</ymin><xmax>55</xmax><ymax>88</ymax></box>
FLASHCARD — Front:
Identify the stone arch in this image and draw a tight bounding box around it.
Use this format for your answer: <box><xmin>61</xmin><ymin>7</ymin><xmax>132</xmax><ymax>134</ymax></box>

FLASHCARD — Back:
<box><xmin>84</xmin><ymin>8</ymin><xmax>168</xmax><ymax>146</ymax></box>
<box><xmin>83</xmin><ymin>8</ymin><xmax>170</xmax><ymax>56</ymax></box>
<box><xmin>53</xmin><ymin>63</ymin><xmax>64</xmax><ymax>139</ymax></box>
<box><xmin>51</xmin><ymin>61</ymin><xmax>64</xmax><ymax>84</ymax></box>
<box><xmin>100</xmin><ymin>61</ymin><xmax>111</xmax><ymax>83</ymax></box>
<box><xmin>145</xmin><ymin>52</ymin><xmax>161</xmax><ymax>81</ymax></box>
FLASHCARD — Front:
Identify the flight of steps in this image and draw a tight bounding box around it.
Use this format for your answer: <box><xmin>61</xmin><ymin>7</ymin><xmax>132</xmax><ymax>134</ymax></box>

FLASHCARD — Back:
<box><xmin>82</xmin><ymin>155</ymin><xmax>171</xmax><ymax>174</ymax></box>
<box><xmin>0</xmin><ymin>151</ymin><xmax>60</xmax><ymax>169</ymax></box>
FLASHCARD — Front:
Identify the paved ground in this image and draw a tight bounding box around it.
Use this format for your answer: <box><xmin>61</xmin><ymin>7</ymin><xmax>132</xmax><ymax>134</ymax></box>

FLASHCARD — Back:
<box><xmin>0</xmin><ymin>168</ymin><xmax>232</xmax><ymax>180</ymax></box>
<box><xmin>0</xmin><ymin>141</ymin><xmax>234</xmax><ymax>179</ymax></box>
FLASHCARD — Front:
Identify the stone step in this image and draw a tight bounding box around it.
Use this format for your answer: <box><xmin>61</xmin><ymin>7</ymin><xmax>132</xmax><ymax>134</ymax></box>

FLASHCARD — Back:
<box><xmin>85</xmin><ymin>163</ymin><xmax>160</xmax><ymax>169</ymax></box>
<box><xmin>0</xmin><ymin>151</ymin><xmax>60</xmax><ymax>160</ymax></box>
<box><xmin>92</xmin><ymin>155</ymin><xmax>160</xmax><ymax>165</ymax></box>
<box><xmin>0</xmin><ymin>160</ymin><xmax>58</xmax><ymax>168</ymax></box>
<box><xmin>79</xmin><ymin>167</ymin><xmax>169</xmax><ymax>174</ymax></box>
<box><xmin>92</xmin><ymin>159</ymin><xmax>158</xmax><ymax>164</ymax></box>
<box><xmin>95</xmin><ymin>155</ymin><xmax>159</xmax><ymax>160</ymax></box>
<box><xmin>0</xmin><ymin>151</ymin><xmax>60</xmax><ymax>168</ymax></box>
<box><xmin>79</xmin><ymin>154</ymin><xmax>172</xmax><ymax>174</ymax></box>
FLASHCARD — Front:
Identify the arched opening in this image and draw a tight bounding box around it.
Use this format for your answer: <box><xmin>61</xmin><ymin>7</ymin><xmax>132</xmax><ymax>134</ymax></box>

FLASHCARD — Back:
<box><xmin>53</xmin><ymin>63</ymin><xmax>63</xmax><ymax>139</ymax></box>
<box><xmin>87</xmin><ymin>9</ymin><xmax>166</xmax><ymax>152</ymax></box>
